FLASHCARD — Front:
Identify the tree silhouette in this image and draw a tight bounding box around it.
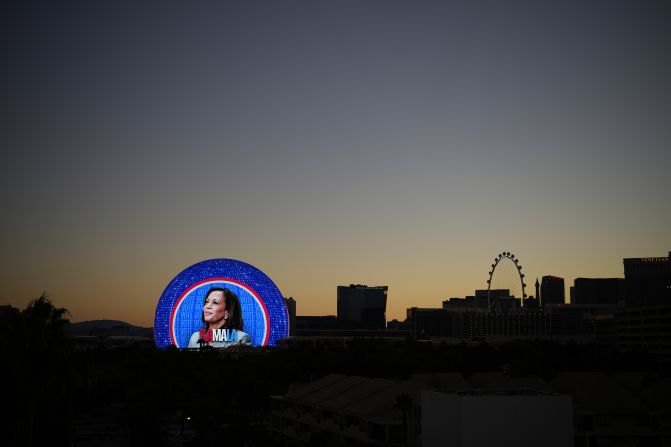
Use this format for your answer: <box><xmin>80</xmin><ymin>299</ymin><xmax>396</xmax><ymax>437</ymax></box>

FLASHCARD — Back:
<box><xmin>10</xmin><ymin>292</ymin><xmax>72</xmax><ymax>447</ymax></box>
<box><xmin>21</xmin><ymin>292</ymin><xmax>70</xmax><ymax>355</ymax></box>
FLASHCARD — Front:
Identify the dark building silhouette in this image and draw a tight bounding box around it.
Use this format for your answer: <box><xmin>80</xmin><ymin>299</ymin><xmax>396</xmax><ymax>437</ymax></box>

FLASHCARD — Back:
<box><xmin>461</xmin><ymin>312</ymin><xmax>551</xmax><ymax>338</ymax></box>
<box><xmin>544</xmin><ymin>304</ymin><xmax>605</xmax><ymax>338</ymax></box>
<box><xmin>408</xmin><ymin>307</ymin><xmax>461</xmax><ymax>338</ymax></box>
<box><xmin>337</xmin><ymin>284</ymin><xmax>388</xmax><ymax>329</ymax></box>
<box><xmin>623</xmin><ymin>253</ymin><xmax>671</xmax><ymax>307</ymax></box>
<box><xmin>550</xmin><ymin>372</ymin><xmax>669</xmax><ymax>447</ymax></box>
<box><xmin>284</xmin><ymin>296</ymin><xmax>296</xmax><ymax>336</ymax></box>
<box><xmin>408</xmin><ymin>307</ymin><xmax>551</xmax><ymax>338</ymax></box>
<box><xmin>541</xmin><ymin>275</ymin><xmax>565</xmax><ymax>306</ymax></box>
<box><xmin>476</xmin><ymin>289</ymin><xmax>521</xmax><ymax>313</ymax></box>
<box><xmin>571</xmin><ymin>278</ymin><xmax>624</xmax><ymax>306</ymax></box>
<box><xmin>442</xmin><ymin>289</ymin><xmax>521</xmax><ymax>314</ymax></box>
<box><xmin>296</xmin><ymin>315</ymin><xmax>340</xmax><ymax>330</ymax></box>
<box><xmin>595</xmin><ymin>304</ymin><xmax>671</xmax><ymax>357</ymax></box>
<box><xmin>443</xmin><ymin>296</ymin><xmax>488</xmax><ymax>313</ymax></box>
<box><xmin>288</xmin><ymin>314</ymin><xmax>410</xmax><ymax>346</ymax></box>
<box><xmin>386</xmin><ymin>318</ymin><xmax>410</xmax><ymax>331</ymax></box>
<box><xmin>523</xmin><ymin>295</ymin><xmax>540</xmax><ymax>309</ymax></box>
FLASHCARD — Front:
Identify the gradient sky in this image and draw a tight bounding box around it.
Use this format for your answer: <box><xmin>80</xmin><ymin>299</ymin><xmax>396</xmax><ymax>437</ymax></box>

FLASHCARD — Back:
<box><xmin>2</xmin><ymin>1</ymin><xmax>670</xmax><ymax>327</ymax></box>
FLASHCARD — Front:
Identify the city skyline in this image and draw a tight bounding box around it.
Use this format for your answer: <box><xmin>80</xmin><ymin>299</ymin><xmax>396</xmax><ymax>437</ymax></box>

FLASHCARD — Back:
<box><xmin>4</xmin><ymin>249</ymin><xmax>668</xmax><ymax>327</ymax></box>
<box><xmin>2</xmin><ymin>1</ymin><xmax>670</xmax><ymax>326</ymax></box>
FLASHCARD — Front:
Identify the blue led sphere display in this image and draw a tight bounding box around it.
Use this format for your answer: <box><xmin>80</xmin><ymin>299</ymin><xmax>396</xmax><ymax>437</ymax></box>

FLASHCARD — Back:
<box><xmin>154</xmin><ymin>259</ymin><xmax>288</xmax><ymax>348</ymax></box>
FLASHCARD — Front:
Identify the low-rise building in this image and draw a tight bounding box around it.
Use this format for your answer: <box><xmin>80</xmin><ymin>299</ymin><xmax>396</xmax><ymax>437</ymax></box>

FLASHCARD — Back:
<box><xmin>421</xmin><ymin>390</ymin><xmax>573</xmax><ymax>447</ymax></box>
<box><xmin>550</xmin><ymin>372</ymin><xmax>663</xmax><ymax>447</ymax></box>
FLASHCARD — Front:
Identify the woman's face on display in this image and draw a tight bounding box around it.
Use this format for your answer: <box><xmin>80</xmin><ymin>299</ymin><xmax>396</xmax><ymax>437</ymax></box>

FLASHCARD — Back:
<box><xmin>203</xmin><ymin>291</ymin><xmax>227</xmax><ymax>327</ymax></box>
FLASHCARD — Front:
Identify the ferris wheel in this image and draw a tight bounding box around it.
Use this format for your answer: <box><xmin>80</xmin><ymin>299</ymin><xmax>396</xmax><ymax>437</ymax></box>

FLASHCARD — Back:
<box><xmin>486</xmin><ymin>251</ymin><xmax>527</xmax><ymax>313</ymax></box>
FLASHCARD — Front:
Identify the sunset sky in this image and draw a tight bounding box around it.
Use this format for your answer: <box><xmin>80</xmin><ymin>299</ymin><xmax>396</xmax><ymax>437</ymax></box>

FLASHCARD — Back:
<box><xmin>2</xmin><ymin>1</ymin><xmax>670</xmax><ymax>327</ymax></box>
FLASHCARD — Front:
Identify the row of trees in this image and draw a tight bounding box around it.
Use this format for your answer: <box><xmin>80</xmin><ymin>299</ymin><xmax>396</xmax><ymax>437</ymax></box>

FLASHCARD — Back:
<box><xmin>1</xmin><ymin>293</ymin><xmax>72</xmax><ymax>447</ymax></box>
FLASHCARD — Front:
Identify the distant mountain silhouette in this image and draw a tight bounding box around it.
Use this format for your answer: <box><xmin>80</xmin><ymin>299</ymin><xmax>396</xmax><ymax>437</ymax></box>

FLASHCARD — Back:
<box><xmin>66</xmin><ymin>319</ymin><xmax>153</xmax><ymax>337</ymax></box>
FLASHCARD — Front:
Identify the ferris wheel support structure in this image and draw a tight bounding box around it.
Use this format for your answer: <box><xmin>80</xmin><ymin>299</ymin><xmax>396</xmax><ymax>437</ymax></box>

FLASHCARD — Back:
<box><xmin>486</xmin><ymin>251</ymin><xmax>527</xmax><ymax>313</ymax></box>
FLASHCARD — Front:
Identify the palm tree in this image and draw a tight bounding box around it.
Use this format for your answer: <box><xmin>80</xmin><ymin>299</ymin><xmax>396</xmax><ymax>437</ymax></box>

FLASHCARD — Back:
<box><xmin>21</xmin><ymin>292</ymin><xmax>70</xmax><ymax>354</ymax></box>
<box><xmin>18</xmin><ymin>292</ymin><xmax>71</xmax><ymax>446</ymax></box>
